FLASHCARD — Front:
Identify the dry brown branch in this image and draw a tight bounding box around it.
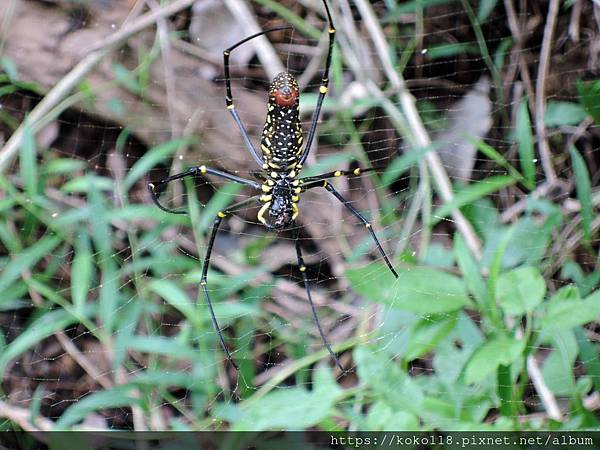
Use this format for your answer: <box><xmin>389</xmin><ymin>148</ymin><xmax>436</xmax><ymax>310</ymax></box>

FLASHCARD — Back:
<box><xmin>534</xmin><ymin>0</ymin><xmax>560</xmax><ymax>183</ymax></box>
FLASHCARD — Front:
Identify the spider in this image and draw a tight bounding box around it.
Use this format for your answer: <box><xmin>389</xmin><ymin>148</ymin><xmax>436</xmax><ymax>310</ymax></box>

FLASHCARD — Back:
<box><xmin>149</xmin><ymin>0</ymin><xmax>398</xmax><ymax>373</ymax></box>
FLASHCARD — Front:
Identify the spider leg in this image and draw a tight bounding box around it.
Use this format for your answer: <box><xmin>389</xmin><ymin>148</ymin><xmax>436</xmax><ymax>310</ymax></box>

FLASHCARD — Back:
<box><xmin>300</xmin><ymin>0</ymin><xmax>335</xmax><ymax>165</ymax></box>
<box><xmin>201</xmin><ymin>196</ymin><xmax>259</xmax><ymax>370</ymax></box>
<box><xmin>148</xmin><ymin>164</ymin><xmax>260</xmax><ymax>214</ymax></box>
<box><xmin>293</xmin><ymin>226</ymin><xmax>346</xmax><ymax>374</ymax></box>
<box><xmin>223</xmin><ymin>26</ymin><xmax>293</xmax><ymax>167</ymax></box>
<box><xmin>305</xmin><ymin>181</ymin><xmax>399</xmax><ymax>278</ymax></box>
<box><xmin>299</xmin><ymin>166</ymin><xmax>374</xmax><ymax>185</ymax></box>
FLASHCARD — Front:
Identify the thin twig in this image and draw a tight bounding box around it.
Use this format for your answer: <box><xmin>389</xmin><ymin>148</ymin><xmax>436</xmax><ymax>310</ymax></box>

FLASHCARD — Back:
<box><xmin>0</xmin><ymin>400</ymin><xmax>55</xmax><ymax>432</ymax></box>
<box><xmin>569</xmin><ymin>0</ymin><xmax>582</xmax><ymax>42</ymax></box>
<box><xmin>223</xmin><ymin>0</ymin><xmax>285</xmax><ymax>79</ymax></box>
<box><xmin>0</xmin><ymin>0</ymin><xmax>197</xmax><ymax>174</ymax></box>
<box><xmin>534</xmin><ymin>0</ymin><xmax>560</xmax><ymax>183</ymax></box>
<box><xmin>148</xmin><ymin>0</ymin><xmax>181</xmax><ymax>139</ymax></box>
<box><xmin>503</xmin><ymin>0</ymin><xmax>536</xmax><ymax>114</ymax></box>
<box><xmin>55</xmin><ymin>332</ymin><xmax>113</xmax><ymax>390</ymax></box>
<box><xmin>527</xmin><ymin>355</ymin><xmax>562</xmax><ymax>421</ymax></box>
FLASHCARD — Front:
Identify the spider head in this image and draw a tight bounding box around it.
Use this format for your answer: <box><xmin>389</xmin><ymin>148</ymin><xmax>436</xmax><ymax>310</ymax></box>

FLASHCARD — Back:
<box><xmin>269</xmin><ymin>72</ymin><xmax>299</xmax><ymax>107</ymax></box>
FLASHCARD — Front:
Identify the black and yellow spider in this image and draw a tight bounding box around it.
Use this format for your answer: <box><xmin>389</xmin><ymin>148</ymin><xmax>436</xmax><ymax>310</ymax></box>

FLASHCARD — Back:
<box><xmin>149</xmin><ymin>0</ymin><xmax>397</xmax><ymax>373</ymax></box>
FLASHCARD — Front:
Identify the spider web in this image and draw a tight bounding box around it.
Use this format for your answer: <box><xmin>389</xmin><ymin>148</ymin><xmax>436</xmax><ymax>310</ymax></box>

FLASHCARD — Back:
<box><xmin>0</xmin><ymin>0</ymin><xmax>598</xmax><ymax>434</ymax></box>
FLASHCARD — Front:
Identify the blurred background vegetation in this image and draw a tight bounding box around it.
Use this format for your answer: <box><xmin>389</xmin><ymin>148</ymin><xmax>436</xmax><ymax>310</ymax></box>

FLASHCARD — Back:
<box><xmin>1</xmin><ymin>0</ymin><xmax>600</xmax><ymax>433</ymax></box>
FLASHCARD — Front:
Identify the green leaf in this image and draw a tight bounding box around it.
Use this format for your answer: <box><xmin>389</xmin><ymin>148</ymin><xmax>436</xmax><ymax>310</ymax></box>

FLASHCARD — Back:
<box><xmin>381</xmin><ymin>144</ymin><xmax>435</xmax><ymax>186</ymax></box>
<box><xmin>20</xmin><ymin>122</ymin><xmax>38</xmax><ymax>198</ymax></box>
<box><xmin>545</xmin><ymin>101</ymin><xmax>588</xmax><ymax>127</ymax></box>
<box><xmin>56</xmin><ymin>385</ymin><xmax>140</xmax><ymax>429</ymax></box>
<box><xmin>472</xmin><ymin>139</ymin><xmax>529</xmax><ymax>188</ymax></box>
<box><xmin>405</xmin><ymin>314</ymin><xmax>458</xmax><ymax>361</ymax></box>
<box><xmin>148</xmin><ymin>279</ymin><xmax>197</xmax><ymax>326</ymax></box>
<box><xmin>298</xmin><ymin>152</ymin><xmax>356</xmax><ymax>178</ymax></box>
<box><xmin>130</xmin><ymin>370</ymin><xmax>195</xmax><ymax>387</ymax></box>
<box><xmin>477</xmin><ymin>0</ymin><xmax>499</xmax><ymax>21</ymax></box>
<box><xmin>425</xmin><ymin>42</ymin><xmax>480</xmax><ymax>59</ymax></box>
<box><xmin>465</xmin><ymin>336</ymin><xmax>525</xmax><ymax>384</ymax></box>
<box><xmin>0</xmin><ymin>235</ymin><xmax>62</xmax><ymax>294</ymax></box>
<box><xmin>576</xmin><ymin>328</ymin><xmax>600</xmax><ymax>393</ymax></box>
<box><xmin>0</xmin><ymin>57</ymin><xmax>18</xmax><ymax>81</ymax></box>
<box><xmin>497</xmin><ymin>266</ymin><xmax>546</xmax><ymax>316</ymax></box>
<box><xmin>365</xmin><ymin>401</ymin><xmax>419</xmax><ymax>431</ymax></box>
<box><xmin>43</xmin><ymin>158</ymin><xmax>86</xmax><ymax>175</ymax></box>
<box><xmin>454</xmin><ymin>232</ymin><xmax>486</xmax><ymax>306</ymax></box>
<box><xmin>195</xmin><ymin>182</ymin><xmax>243</xmax><ymax>234</ymax></box>
<box><xmin>541</xmin><ymin>331</ymin><xmax>578</xmax><ymax>396</ymax></box>
<box><xmin>124</xmin><ymin>137</ymin><xmax>194</xmax><ymax>191</ymax></box>
<box><xmin>576</xmin><ymin>79</ymin><xmax>600</xmax><ymax>127</ymax></box>
<box><xmin>432</xmin><ymin>175</ymin><xmax>517</xmax><ymax>225</ymax></box>
<box><xmin>354</xmin><ymin>346</ymin><xmax>423</xmax><ymax>411</ymax></box>
<box><xmin>61</xmin><ymin>175</ymin><xmax>114</xmax><ymax>193</ymax></box>
<box><xmin>515</xmin><ymin>99</ymin><xmax>536</xmax><ymax>187</ymax></box>
<box><xmin>346</xmin><ymin>264</ymin><xmax>470</xmax><ymax>314</ymax></box>
<box><xmin>125</xmin><ymin>335</ymin><xmax>199</xmax><ymax>359</ymax></box>
<box><xmin>539</xmin><ymin>289</ymin><xmax>600</xmax><ymax>331</ymax></box>
<box><xmin>233</xmin><ymin>367</ymin><xmax>342</xmax><ymax>431</ymax></box>
<box><xmin>71</xmin><ymin>233</ymin><xmax>93</xmax><ymax>314</ymax></box>
<box><xmin>569</xmin><ymin>145</ymin><xmax>593</xmax><ymax>242</ymax></box>
<box><xmin>112</xmin><ymin>62</ymin><xmax>142</xmax><ymax>94</ymax></box>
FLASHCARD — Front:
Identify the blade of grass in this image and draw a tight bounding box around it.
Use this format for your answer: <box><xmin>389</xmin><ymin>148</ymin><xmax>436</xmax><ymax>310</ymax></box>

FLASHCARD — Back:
<box><xmin>71</xmin><ymin>233</ymin><xmax>93</xmax><ymax>315</ymax></box>
<box><xmin>569</xmin><ymin>145</ymin><xmax>593</xmax><ymax>244</ymax></box>
<box><xmin>486</xmin><ymin>225</ymin><xmax>516</xmax><ymax>332</ymax></box>
<box><xmin>516</xmin><ymin>98</ymin><xmax>536</xmax><ymax>188</ymax></box>
<box><xmin>472</xmin><ymin>138</ymin><xmax>531</xmax><ymax>189</ymax></box>
<box><xmin>0</xmin><ymin>234</ymin><xmax>62</xmax><ymax>294</ymax></box>
<box><xmin>381</xmin><ymin>143</ymin><xmax>436</xmax><ymax>186</ymax></box>
<box><xmin>123</xmin><ymin>136</ymin><xmax>195</xmax><ymax>191</ymax></box>
<box><xmin>431</xmin><ymin>175</ymin><xmax>517</xmax><ymax>225</ymax></box>
<box><xmin>19</xmin><ymin>121</ymin><xmax>37</xmax><ymax>198</ymax></box>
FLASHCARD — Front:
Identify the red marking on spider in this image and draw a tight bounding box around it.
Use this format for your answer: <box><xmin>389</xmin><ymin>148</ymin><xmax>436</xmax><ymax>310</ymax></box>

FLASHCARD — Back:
<box><xmin>273</xmin><ymin>87</ymin><xmax>299</xmax><ymax>107</ymax></box>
